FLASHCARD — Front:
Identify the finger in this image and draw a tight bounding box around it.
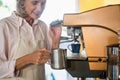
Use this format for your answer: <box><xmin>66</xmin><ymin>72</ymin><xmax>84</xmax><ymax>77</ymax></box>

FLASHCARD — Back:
<box><xmin>40</xmin><ymin>50</ymin><xmax>51</xmax><ymax>56</ymax></box>
<box><xmin>36</xmin><ymin>58</ymin><xmax>47</xmax><ymax>65</ymax></box>
<box><xmin>34</xmin><ymin>56</ymin><xmax>42</xmax><ymax>65</ymax></box>
<box><xmin>34</xmin><ymin>59</ymin><xmax>39</xmax><ymax>65</ymax></box>
<box><xmin>37</xmin><ymin>48</ymin><xmax>51</xmax><ymax>54</ymax></box>
<box><xmin>44</xmin><ymin>50</ymin><xmax>51</xmax><ymax>54</ymax></box>
<box><xmin>39</xmin><ymin>55</ymin><xmax>49</xmax><ymax>62</ymax></box>
<box><xmin>37</xmin><ymin>48</ymin><xmax>46</xmax><ymax>51</ymax></box>
<box><xmin>43</xmin><ymin>52</ymin><xmax>51</xmax><ymax>59</ymax></box>
<box><xmin>38</xmin><ymin>58</ymin><xmax>48</xmax><ymax>65</ymax></box>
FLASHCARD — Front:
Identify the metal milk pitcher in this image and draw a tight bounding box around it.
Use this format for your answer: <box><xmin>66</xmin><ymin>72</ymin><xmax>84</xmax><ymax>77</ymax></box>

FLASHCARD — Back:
<box><xmin>51</xmin><ymin>48</ymin><xmax>67</xmax><ymax>69</ymax></box>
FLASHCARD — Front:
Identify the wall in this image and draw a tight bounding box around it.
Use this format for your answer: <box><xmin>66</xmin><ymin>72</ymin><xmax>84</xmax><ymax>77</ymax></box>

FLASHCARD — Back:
<box><xmin>79</xmin><ymin>0</ymin><xmax>104</xmax><ymax>12</ymax></box>
<box><xmin>79</xmin><ymin>0</ymin><xmax>120</xmax><ymax>12</ymax></box>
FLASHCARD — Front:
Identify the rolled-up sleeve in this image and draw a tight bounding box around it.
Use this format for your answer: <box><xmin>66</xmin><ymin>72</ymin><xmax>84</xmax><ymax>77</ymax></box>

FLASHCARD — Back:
<box><xmin>0</xmin><ymin>21</ymin><xmax>16</xmax><ymax>78</ymax></box>
<box><xmin>0</xmin><ymin>60</ymin><xmax>16</xmax><ymax>78</ymax></box>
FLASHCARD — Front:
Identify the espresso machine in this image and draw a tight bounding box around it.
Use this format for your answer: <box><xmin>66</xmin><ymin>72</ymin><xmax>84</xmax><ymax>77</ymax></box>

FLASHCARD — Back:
<box><xmin>61</xmin><ymin>4</ymin><xmax>120</xmax><ymax>80</ymax></box>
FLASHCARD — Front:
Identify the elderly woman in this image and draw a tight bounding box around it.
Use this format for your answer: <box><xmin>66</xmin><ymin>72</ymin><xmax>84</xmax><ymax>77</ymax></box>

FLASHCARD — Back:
<box><xmin>0</xmin><ymin>0</ymin><xmax>62</xmax><ymax>80</ymax></box>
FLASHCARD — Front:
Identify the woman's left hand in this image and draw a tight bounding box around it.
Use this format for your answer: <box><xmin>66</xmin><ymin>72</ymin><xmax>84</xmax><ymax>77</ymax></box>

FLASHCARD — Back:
<box><xmin>50</xmin><ymin>20</ymin><xmax>62</xmax><ymax>48</ymax></box>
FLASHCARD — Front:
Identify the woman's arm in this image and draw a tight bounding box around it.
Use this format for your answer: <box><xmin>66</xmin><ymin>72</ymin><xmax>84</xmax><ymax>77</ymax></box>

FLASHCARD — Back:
<box><xmin>0</xmin><ymin>22</ymin><xmax>16</xmax><ymax>78</ymax></box>
<box><xmin>49</xmin><ymin>20</ymin><xmax>62</xmax><ymax>49</ymax></box>
<box><xmin>15</xmin><ymin>48</ymin><xmax>50</xmax><ymax>70</ymax></box>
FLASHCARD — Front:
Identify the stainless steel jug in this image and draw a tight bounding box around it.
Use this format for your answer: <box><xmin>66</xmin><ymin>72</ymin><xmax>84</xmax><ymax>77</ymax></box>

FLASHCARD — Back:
<box><xmin>51</xmin><ymin>48</ymin><xmax>67</xmax><ymax>69</ymax></box>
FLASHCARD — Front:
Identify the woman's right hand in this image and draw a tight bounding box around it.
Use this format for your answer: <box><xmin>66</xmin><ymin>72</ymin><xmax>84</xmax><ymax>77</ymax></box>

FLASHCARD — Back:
<box><xmin>29</xmin><ymin>48</ymin><xmax>51</xmax><ymax>65</ymax></box>
<box><xmin>16</xmin><ymin>48</ymin><xmax>51</xmax><ymax>70</ymax></box>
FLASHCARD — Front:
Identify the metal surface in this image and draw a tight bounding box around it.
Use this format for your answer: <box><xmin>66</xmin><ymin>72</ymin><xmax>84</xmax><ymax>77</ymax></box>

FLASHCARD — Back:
<box><xmin>107</xmin><ymin>44</ymin><xmax>119</xmax><ymax>80</ymax></box>
<box><xmin>51</xmin><ymin>48</ymin><xmax>67</xmax><ymax>69</ymax></box>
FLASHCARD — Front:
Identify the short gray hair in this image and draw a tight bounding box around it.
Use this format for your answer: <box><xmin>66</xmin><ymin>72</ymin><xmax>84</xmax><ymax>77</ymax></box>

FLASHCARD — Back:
<box><xmin>16</xmin><ymin>0</ymin><xmax>27</xmax><ymax>17</ymax></box>
<box><xmin>16</xmin><ymin>0</ymin><xmax>46</xmax><ymax>18</ymax></box>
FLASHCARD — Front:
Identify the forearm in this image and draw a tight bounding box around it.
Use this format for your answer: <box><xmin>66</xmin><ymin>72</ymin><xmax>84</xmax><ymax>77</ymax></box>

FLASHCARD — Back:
<box><xmin>50</xmin><ymin>30</ymin><xmax>61</xmax><ymax>49</ymax></box>
<box><xmin>15</xmin><ymin>54</ymin><xmax>32</xmax><ymax>70</ymax></box>
<box><xmin>52</xmin><ymin>38</ymin><xmax>60</xmax><ymax>49</ymax></box>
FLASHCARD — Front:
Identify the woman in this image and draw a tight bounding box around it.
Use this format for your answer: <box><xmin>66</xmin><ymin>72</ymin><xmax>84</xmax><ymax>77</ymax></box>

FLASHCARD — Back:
<box><xmin>0</xmin><ymin>0</ymin><xmax>62</xmax><ymax>80</ymax></box>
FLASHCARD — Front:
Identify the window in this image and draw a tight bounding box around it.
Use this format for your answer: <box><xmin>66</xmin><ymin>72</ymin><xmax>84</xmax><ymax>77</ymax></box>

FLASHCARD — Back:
<box><xmin>0</xmin><ymin>0</ymin><xmax>16</xmax><ymax>19</ymax></box>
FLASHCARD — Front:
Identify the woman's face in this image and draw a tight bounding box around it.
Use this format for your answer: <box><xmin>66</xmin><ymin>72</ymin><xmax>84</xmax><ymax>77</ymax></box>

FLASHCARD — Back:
<box><xmin>24</xmin><ymin>0</ymin><xmax>46</xmax><ymax>19</ymax></box>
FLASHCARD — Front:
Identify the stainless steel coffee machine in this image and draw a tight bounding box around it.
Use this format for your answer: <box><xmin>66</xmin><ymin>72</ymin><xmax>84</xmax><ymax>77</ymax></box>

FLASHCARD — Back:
<box><xmin>107</xmin><ymin>44</ymin><xmax>119</xmax><ymax>80</ymax></box>
<box><xmin>61</xmin><ymin>4</ymin><xmax>120</xmax><ymax>80</ymax></box>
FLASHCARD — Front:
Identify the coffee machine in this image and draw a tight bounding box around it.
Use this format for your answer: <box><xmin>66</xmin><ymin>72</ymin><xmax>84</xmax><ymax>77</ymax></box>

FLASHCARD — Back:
<box><xmin>62</xmin><ymin>4</ymin><xmax>120</xmax><ymax>80</ymax></box>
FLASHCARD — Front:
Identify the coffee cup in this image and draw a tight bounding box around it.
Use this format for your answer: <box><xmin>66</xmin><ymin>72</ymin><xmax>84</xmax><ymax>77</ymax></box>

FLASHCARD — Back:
<box><xmin>67</xmin><ymin>43</ymin><xmax>80</xmax><ymax>54</ymax></box>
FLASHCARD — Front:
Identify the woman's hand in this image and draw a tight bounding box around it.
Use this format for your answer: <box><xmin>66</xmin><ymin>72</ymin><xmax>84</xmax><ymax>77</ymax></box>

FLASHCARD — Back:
<box><xmin>16</xmin><ymin>48</ymin><xmax>51</xmax><ymax>70</ymax></box>
<box><xmin>30</xmin><ymin>48</ymin><xmax>51</xmax><ymax>65</ymax></box>
<box><xmin>50</xmin><ymin>20</ymin><xmax>62</xmax><ymax>48</ymax></box>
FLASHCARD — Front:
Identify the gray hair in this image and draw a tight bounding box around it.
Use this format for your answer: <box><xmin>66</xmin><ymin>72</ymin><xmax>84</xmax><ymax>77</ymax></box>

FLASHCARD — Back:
<box><xmin>16</xmin><ymin>0</ymin><xmax>27</xmax><ymax>17</ymax></box>
<box><xmin>16</xmin><ymin>0</ymin><xmax>46</xmax><ymax>18</ymax></box>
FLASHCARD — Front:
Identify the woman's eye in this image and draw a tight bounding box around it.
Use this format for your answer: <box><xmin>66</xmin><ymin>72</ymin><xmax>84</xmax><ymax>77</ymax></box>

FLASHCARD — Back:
<box><xmin>32</xmin><ymin>1</ymin><xmax>38</xmax><ymax>5</ymax></box>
